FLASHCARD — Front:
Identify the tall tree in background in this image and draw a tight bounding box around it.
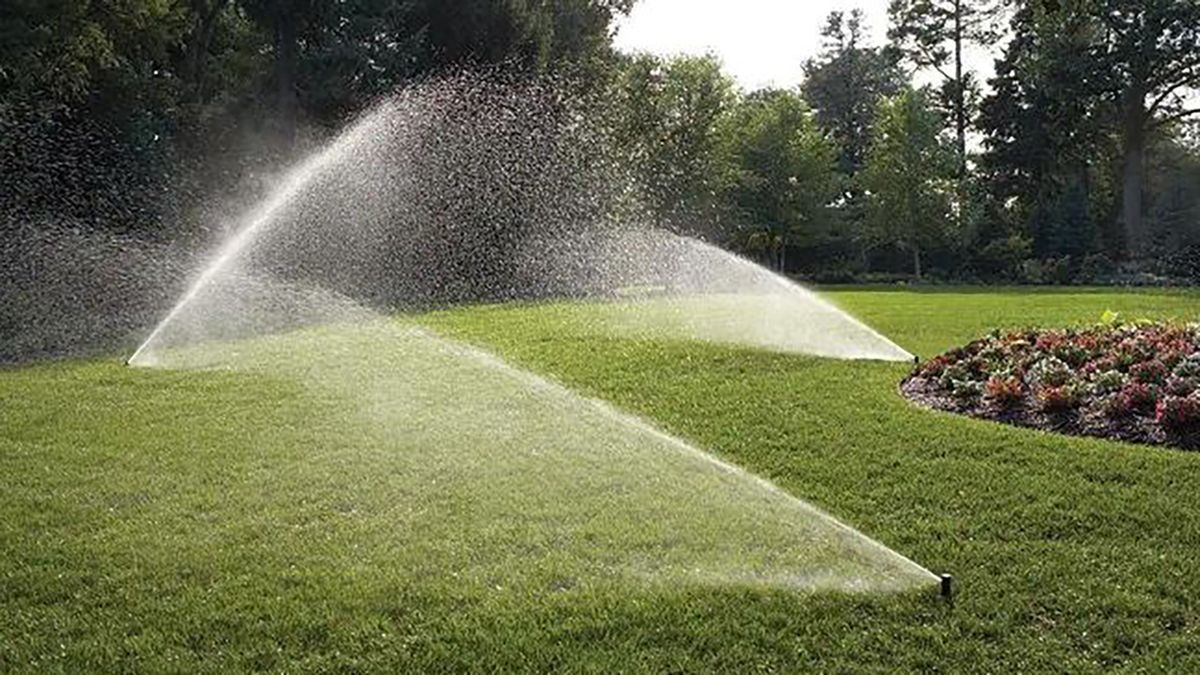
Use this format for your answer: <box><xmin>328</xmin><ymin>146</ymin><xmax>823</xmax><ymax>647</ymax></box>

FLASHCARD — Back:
<box><xmin>240</xmin><ymin>0</ymin><xmax>312</xmax><ymax>150</ymax></box>
<box><xmin>0</xmin><ymin>0</ymin><xmax>189</xmax><ymax>105</ymax></box>
<box><xmin>801</xmin><ymin>10</ymin><xmax>905</xmax><ymax>179</ymax></box>
<box><xmin>727</xmin><ymin>90</ymin><xmax>839</xmax><ymax>271</ymax></box>
<box><xmin>1</xmin><ymin>0</ymin><xmax>635</xmax><ymax>232</ymax></box>
<box><xmin>979</xmin><ymin>0</ymin><xmax>1113</xmax><ymax>260</ymax></box>
<box><xmin>863</xmin><ymin>88</ymin><xmax>956</xmax><ymax>278</ymax></box>
<box><xmin>182</xmin><ymin>0</ymin><xmax>232</xmax><ymax>102</ymax></box>
<box><xmin>237</xmin><ymin>0</ymin><xmax>636</xmax><ymax>152</ymax></box>
<box><xmin>1090</xmin><ymin>0</ymin><xmax>1200</xmax><ymax>256</ymax></box>
<box><xmin>610</xmin><ymin>53</ymin><xmax>739</xmax><ymax>231</ymax></box>
<box><xmin>888</xmin><ymin>0</ymin><xmax>1007</xmax><ymax>176</ymax></box>
<box><xmin>0</xmin><ymin>0</ymin><xmax>192</xmax><ymax>228</ymax></box>
<box><xmin>1145</xmin><ymin>129</ymin><xmax>1200</xmax><ymax>274</ymax></box>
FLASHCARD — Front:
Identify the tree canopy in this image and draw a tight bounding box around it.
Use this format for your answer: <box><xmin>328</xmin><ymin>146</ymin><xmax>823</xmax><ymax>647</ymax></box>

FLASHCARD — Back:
<box><xmin>3</xmin><ymin>0</ymin><xmax>1199</xmax><ymax>284</ymax></box>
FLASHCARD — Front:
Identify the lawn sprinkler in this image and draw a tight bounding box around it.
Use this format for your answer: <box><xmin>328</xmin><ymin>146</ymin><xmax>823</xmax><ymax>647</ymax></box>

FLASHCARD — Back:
<box><xmin>939</xmin><ymin>573</ymin><xmax>953</xmax><ymax>601</ymax></box>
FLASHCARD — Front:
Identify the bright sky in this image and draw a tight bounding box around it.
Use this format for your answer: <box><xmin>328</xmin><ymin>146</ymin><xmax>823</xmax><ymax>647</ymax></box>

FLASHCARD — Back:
<box><xmin>613</xmin><ymin>0</ymin><xmax>997</xmax><ymax>91</ymax></box>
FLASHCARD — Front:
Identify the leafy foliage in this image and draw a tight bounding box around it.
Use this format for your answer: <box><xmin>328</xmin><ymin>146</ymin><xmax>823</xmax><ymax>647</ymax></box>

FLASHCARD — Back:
<box><xmin>862</xmin><ymin>88</ymin><xmax>957</xmax><ymax>278</ymax></box>
<box><xmin>907</xmin><ymin>318</ymin><xmax>1200</xmax><ymax>447</ymax></box>
<box><xmin>802</xmin><ymin>10</ymin><xmax>905</xmax><ymax>177</ymax></box>
<box><xmin>609</xmin><ymin>53</ymin><xmax>739</xmax><ymax>231</ymax></box>
<box><xmin>726</xmin><ymin>90</ymin><xmax>839</xmax><ymax>270</ymax></box>
<box><xmin>2</xmin><ymin>0</ymin><xmax>1200</xmax><ymax>283</ymax></box>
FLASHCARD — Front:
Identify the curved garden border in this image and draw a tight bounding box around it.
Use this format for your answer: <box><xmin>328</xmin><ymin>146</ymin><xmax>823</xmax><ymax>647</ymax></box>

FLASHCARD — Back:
<box><xmin>901</xmin><ymin>320</ymin><xmax>1200</xmax><ymax>451</ymax></box>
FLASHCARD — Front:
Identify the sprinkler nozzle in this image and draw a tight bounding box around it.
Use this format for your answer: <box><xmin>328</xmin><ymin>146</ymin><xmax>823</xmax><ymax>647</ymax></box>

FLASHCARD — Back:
<box><xmin>913</xmin><ymin>354</ymin><xmax>920</xmax><ymax>366</ymax></box>
<box><xmin>939</xmin><ymin>573</ymin><xmax>953</xmax><ymax>600</ymax></box>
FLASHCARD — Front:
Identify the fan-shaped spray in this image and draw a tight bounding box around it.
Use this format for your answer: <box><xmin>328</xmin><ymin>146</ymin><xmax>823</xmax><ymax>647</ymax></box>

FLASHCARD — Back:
<box><xmin>127</xmin><ymin>74</ymin><xmax>932</xmax><ymax>593</ymax></box>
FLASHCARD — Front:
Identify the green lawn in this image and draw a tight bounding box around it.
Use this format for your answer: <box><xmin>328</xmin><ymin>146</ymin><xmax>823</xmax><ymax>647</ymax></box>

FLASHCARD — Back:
<box><xmin>3</xmin><ymin>287</ymin><xmax>1200</xmax><ymax>672</ymax></box>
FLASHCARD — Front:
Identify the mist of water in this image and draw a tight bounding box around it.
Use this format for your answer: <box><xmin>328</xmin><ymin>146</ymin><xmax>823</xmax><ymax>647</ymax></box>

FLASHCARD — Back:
<box><xmin>156</xmin><ymin>317</ymin><xmax>936</xmax><ymax>592</ymax></box>
<box><xmin>106</xmin><ymin>74</ymin><xmax>936</xmax><ymax>594</ymax></box>
<box><xmin>127</xmin><ymin>75</ymin><xmax>911</xmax><ymax>366</ymax></box>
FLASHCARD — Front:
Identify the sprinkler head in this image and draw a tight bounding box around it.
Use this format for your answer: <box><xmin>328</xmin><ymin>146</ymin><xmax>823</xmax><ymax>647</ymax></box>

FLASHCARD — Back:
<box><xmin>939</xmin><ymin>573</ymin><xmax>953</xmax><ymax>600</ymax></box>
<box><xmin>913</xmin><ymin>354</ymin><xmax>920</xmax><ymax>366</ymax></box>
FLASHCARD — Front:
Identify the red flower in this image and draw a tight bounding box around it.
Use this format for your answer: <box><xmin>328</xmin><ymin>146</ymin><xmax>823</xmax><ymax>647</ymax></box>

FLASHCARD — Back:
<box><xmin>1037</xmin><ymin>386</ymin><xmax>1079</xmax><ymax>412</ymax></box>
<box><xmin>1119</xmin><ymin>382</ymin><xmax>1158</xmax><ymax>411</ymax></box>
<box><xmin>1130</xmin><ymin>360</ymin><xmax>1168</xmax><ymax>385</ymax></box>
<box><xmin>1156</xmin><ymin>395</ymin><xmax>1200</xmax><ymax>429</ymax></box>
<box><xmin>985</xmin><ymin>375</ymin><xmax>1024</xmax><ymax>408</ymax></box>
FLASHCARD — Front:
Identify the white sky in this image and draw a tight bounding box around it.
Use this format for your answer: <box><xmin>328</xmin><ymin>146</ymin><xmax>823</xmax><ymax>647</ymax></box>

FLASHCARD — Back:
<box><xmin>612</xmin><ymin>0</ymin><xmax>998</xmax><ymax>91</ymax></box>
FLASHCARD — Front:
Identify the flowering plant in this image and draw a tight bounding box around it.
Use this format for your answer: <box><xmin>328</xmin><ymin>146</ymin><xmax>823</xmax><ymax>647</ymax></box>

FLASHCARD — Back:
<box><xmin>905</xmin><ymin>316</ymin><xmax>1200</xmax><ymax>449</ymax></box>
<box><xmin>1157</xmin><ymin>394</ymin><xmax>1200</xmax><ymax>430</ymax></box>
<box><xmin>985</xmin><ymin>374</ymin><xmax>1024</xmax><ymax>408</ymax></box>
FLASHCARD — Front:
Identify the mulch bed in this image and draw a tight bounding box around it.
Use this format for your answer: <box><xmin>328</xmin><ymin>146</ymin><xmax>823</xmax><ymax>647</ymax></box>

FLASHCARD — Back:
<box><xmin>900</xmin><ymin>375</ymin><xmax>1200</xmax><ymax>450</ymax></box>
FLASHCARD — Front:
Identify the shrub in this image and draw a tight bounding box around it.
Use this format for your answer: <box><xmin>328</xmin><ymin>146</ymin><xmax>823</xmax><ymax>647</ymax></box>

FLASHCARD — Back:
<box><xmin>909</xmin><ymin>320</ymin><xmax>1200</xmax><ymax>447</ymax></box>
<box><xmin>1034</xmin><ymin>332</ymin><xmax>1065</xmax><ymax>352</ymax></box>
<box><xmin>1098</xmin><ymin>392</ymin><xmax>1132</xmax><ymax>419</ymax></box>
<box><xmin>1029</xmin><ymin>356</ymin><xmax>1073</xmax><ymax>388</ymax></box>
<box><xmin>1078</xmin><ymin>254</ymin><xmax>1116</xmax><ymax>283</ymax></box>
<box><xmin>1119</xmin><ymin>382</ymin><xmax>1158</xmax><ymax>412</ymax></box>
<box><xmin>1052</xmin><ymin>342</ymin><xmax>1092</xmax><ymax>367</ymax></box>
<box><xmin>1089</xmin><ymin>369</ymin><xmax>1128</xmax><ymax>396</ymax></box>
<box><xmin>951</xmin><ymin>379</ymin><xmax>985</xmax><ymax>402</ymax></box>
<box><xmin>1174</xmin><ymin>353</ymin><xmax>1200</xmax><ymax>379</ymax></box>
<box><xmin>1164</xmin><ymin>375</ymin><xmax>1196</xmax><ymax>398</ymax></box>
<box><xmin>1115</xmin><ymin>337</ymin><xmax>1155</xmax><ymax>369</ymax></box>
<box><xmin>920</xmin><ymin>354</ymin><xmax>953</xmax><ymax>378</ymax></box>
<box><xmin>1130</xmin><ymin>360</ymin><xmax>1169</xmax><ymax>385</ymax></box>
<box><xmin>985</xmin><ymin>375</ymin><xmax>1024</xmax><ymax>408</ymax></box>
<box><xmin>1037</xmin><ymin>385</ymin><xmax>1080</xmax><ymax>412</ymax></box>
<box><xmin>1156</xmin><ymin>395</ymin><xmax>1200</xmax><ymax>430</ymax></box>
<box><xmin>939</xmin><ymin>363</ymin><xmax>973</xmax><ymax>390</ymax></box>
<box><xmin>1084</xmin><ymin>355</ymin><xmax>1119</xmax><ymax>375</ymax></box>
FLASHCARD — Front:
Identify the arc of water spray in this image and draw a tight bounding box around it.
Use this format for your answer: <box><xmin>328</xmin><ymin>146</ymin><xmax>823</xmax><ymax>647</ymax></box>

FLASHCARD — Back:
<box><xmin>679</xmin><ymin>236</ymin><xmax>913</xmax><ymax>362</ymax></box>
<box><xmin>128</xmin><ymin>103</ymin><xmax>394</xmax><ymax>366</ymax></box>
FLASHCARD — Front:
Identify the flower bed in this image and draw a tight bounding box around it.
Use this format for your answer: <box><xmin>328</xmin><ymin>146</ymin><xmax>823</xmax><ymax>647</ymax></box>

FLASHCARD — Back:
<box><xmin>901</xmin><ymin>317</ymin><xmax>1200</xmax><ymax>450</ymax></box>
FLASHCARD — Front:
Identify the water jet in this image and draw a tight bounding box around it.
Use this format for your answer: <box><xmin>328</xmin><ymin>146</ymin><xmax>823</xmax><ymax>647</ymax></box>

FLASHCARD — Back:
<box><xmin>125</xmin><ymin>74</ymin><xmax>931</xmax><ymax>593</ymax></box>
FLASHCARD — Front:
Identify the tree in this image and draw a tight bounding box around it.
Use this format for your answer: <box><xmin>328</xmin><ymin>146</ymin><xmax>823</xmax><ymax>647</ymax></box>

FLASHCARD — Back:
<box><xmin>862</xmin><ymin>88</ymin><xmax>956</xmax><ymax>278</ymax></box>
<box><xmin>1089</xmin><ymin>0</ymin><xmax>1200</xmax><ymax>256</ymax></box>
<box><xmin>727</xmin><ymin>90</ymin><xmax>840</xmax><ymax>271</ymax></box>
<box><xmin>1</xmin><ymin>0</ymin><xmax>637</xmax><ymax>235</ymax></box>
<box><xmin>235</xmin><ymin>0</ymin><xmax>635</xmax><ymax>152</ymax></box>
<box><xmin>0</xmin><ymin>0</ymin><xmax>189</xmax><ymax>106</ymax></box>
<box><xmin>411</xmin><ymin>0</ymin><xmax>633</xmax><ymax>79</ymax></box>
<box><xmin>801</xmin><ymin>10</ymin><xmax>906</xmax><ymax>178</ymax></box>
<box><xmin>1145</xmin><ymin>129</ymin><xmax>1200</xmax><ymax>270</ymax></box>
<box><xmin>978</xmin><ymin>0</ymin><xmax>1114</xmax><ymax>260</ymax></box>
<box><xmin>888</xmin><ymin>0</ymin><xmax>1007</xmax><ymax>176</ymax></box>
<box><xmin>610</xmin><ymin>53</ymin><xmax>740</xmax><ymax>232</ymax></box>
<box><xmin>0</xmin><ymin>0</ymin><xmax>193</xmax><ymax>230</ymax></box>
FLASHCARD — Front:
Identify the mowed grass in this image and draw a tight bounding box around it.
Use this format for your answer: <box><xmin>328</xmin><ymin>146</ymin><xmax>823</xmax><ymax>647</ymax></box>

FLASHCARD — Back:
<box><xmin>3</xmin><ymin>286</ymin><xmax>1200</xmax><ymax>672</ymax></box>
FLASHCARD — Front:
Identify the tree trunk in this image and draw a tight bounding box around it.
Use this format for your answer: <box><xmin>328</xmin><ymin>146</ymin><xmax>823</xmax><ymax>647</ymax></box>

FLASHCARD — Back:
<box><xmin>953</xmin><ymin>0</ymin><xmax>967</xmax><ymax>178</ymax></box>
<box><xmin>183</xmin><ymin>0</ymin><xmax>228</xmax><ymax>102</ymax></box>
<box><xmin>1121</xmin><ymin>86</ymin><xmax>1147</xmax><ymax>259</ymax></box>
<box><xmin>274</xmin><ymin>6</ymin><xmax>299</xmax><ymax>153</ymax></box>
<box><xmin>913</xmin><ymin>245</ymin><xmax>922</xmax><ymax>281</ymax></box>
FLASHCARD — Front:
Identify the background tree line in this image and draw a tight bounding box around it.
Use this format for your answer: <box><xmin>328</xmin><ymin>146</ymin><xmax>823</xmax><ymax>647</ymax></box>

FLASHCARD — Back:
<box><xmin>0</xmin><ymin>0</ymin><xmax>632</xmax><ymax>241</ymax></box>
<box><xmin>2</xmin><ymin>0</ymin><xmax>1199</xmax><ymax>284</ymax></box>
<box><xmin>617</xmin><ymin>1</ymin><xmax>1200</xmax><ymax>284</ymax></box>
